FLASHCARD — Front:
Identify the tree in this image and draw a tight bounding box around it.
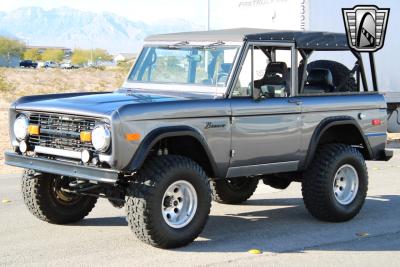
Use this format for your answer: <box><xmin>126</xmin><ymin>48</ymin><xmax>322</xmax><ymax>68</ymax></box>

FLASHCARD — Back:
<box><xmin>71</xmin><ymin>48</ymin><xmax>112</xmax><ymax>65</ymax></box>
<box><xmin>23</xmin><ymin>48</ymin><xmax>41</xmax><ymax>61</ymax></box>
<box><xmin>92</xmin><ymin>49</ymin><xmax>112</xmax><ymax>62</ymax></box>
<box><xmin>41</xmin><ymin>49</ymin><xmax>64</xmax><ymax>63</ymax></box>
<box><xmin>71</xmin><ymin>49</ymin><xmax>90</xmax><ymax>65</ymax></box>
<box><xmin>0</xmin><ymin>36</ymin><xmax>25</xmax><ymax>57</ymax></box>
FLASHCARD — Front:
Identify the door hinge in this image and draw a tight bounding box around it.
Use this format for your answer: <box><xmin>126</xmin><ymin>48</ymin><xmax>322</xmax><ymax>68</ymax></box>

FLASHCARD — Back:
<box><xmin>230</xmin><ymin>149</ymin><xmax>235</xmax><ymax>158</ymax></box>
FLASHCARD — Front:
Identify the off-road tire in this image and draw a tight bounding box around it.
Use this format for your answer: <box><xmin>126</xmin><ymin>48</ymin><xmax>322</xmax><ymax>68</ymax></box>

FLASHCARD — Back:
<box><xmin>125</xmin><ymin>155</ymin><xmax>211</xmax><ymax>248</ymax></box>
<box><xmin>302</xmin><ymin>144</ymin><xmax>368</xmax><ymax>222</ymax></box>
<box><xmin>307</xmin><ymin>60</ymin><xmax>357</xmax><ymax>92</ymax></box>
<box><xmin>210</xmin><ymin>177</ymin><xmax>258</xmax><ymax>204</ymax></box>
<box><xmin>21</xmin><ymin>170</ymin><xmax>97</xmax><ymax>224</ymax></box>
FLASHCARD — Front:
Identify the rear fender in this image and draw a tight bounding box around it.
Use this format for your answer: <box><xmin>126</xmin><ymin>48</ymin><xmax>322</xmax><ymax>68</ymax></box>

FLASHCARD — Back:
<box><xmin>299</xmin><ymin>116</ymin><xmax>374</xmax><ymax>170</ymax></box>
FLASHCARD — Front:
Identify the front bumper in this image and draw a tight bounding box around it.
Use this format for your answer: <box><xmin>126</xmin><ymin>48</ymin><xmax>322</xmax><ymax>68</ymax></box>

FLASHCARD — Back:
<box><xmin>4</xmin><ymin>151</ymin><xmax>120</xmax><ymax>183</ymax></box>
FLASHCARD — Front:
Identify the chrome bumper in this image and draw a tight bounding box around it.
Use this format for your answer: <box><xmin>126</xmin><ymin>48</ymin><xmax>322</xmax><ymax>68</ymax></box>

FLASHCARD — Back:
<box><xmin>4</xmin><ymin>151</ymin><xmax>119</xmax><ymax>183</ymax></box>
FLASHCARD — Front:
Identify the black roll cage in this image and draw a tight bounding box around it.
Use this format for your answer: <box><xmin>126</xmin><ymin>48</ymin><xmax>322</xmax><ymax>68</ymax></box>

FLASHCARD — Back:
<box><xmin>298</xmin><ymin>48</ymin><xmax>379</xmax><ymax>93</ymax></box>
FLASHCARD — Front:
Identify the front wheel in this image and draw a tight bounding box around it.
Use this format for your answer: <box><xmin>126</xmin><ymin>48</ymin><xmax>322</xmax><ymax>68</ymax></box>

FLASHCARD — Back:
<box><xmin>302</xmin><ymin>144</ymin><xmax>368</xmax><ymax>222</ymax></box>
<box><xmin>125</xmin><ymin>156</ymin><xmax>211</xmax><ymax>248</ymax></box>
<box><xmin>21</xmin><ymin>170</ymin><xmax>97</xmax><ymax>224</ymax></box>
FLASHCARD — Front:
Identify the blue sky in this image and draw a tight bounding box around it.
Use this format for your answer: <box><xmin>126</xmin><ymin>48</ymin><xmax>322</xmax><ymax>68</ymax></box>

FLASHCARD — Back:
<box><xmin>0</xmin><ymin>0</ymin><xmax>208</xmax><ymax>23</ymax></box>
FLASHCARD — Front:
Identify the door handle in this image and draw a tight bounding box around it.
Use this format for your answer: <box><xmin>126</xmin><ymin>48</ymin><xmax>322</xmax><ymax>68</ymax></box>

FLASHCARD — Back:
<box><xmin>288</xmin><ymin>98</ymin><xmax>302</xmax><ymax>105</ymax></box>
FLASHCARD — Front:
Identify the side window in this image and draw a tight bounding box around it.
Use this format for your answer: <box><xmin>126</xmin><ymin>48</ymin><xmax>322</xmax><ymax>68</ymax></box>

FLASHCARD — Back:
<box><xmin>254</xmin><ymin>48</ymin><xmax>291</xmax><ymax>98</ymax></box>
<box><xmin>299</xmin><ymin>51</ymin><xmax>361</xmax><ymax>95</ymax></box>
<box><xmin>232</xmin><ymin>45</ymin><xmax>292</xmax><ymax>98</ymax></box>
<box><xmin>232</xmin><ymin>49</ymin><xmax>252</xmax><ymax>97</ymax></box>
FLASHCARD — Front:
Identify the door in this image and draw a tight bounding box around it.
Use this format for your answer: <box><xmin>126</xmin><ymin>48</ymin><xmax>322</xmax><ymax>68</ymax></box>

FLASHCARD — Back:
<box><xmin>228</xmin><ymin>43</ymin><xmax>302</xmax><ymax>177</ymax></box>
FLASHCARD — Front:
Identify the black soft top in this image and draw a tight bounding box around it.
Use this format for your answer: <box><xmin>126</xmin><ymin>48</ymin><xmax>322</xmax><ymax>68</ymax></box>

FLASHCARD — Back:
<box><xmin>145</xmin><ymin>28</ymin><xmax>349</xmax><ymax>51</ymax></box>
<box><xmin>245</xmin><ymin>31</ymin><xmax>348</xmax><ymax>50</ymax></box>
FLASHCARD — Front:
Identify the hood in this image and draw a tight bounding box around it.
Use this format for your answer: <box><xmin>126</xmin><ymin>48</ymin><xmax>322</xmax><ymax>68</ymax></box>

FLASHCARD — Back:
<box><xmin>13</xmin><ymin>90</ymin><xmax>211</xmax><ymax>118</ymax></box>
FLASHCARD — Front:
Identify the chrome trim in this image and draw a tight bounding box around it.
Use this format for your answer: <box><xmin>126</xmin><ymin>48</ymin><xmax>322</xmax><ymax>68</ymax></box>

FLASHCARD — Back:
<box><xmin>34</xmin><ymin>146</ymin><xmax>82</xmax><ymax>159</ymax></box>
<box><xmin>226</xmin><ymin>161</ymin><xmax>299</xmax><ymax>178</ymax></box>
<box><xmin>123</xmin><ymin>81</ymin><xmax>227</xmax><ymax>96</ymax></box>
<box><xmin>92</xmin><ymin>125</ymin><xmax>111</xmax><ymax>152</ymax></box>
<box><xmin>14</xmin><ymin>115</ymin><xmax>29</xmax><ymax>140</ymax></box>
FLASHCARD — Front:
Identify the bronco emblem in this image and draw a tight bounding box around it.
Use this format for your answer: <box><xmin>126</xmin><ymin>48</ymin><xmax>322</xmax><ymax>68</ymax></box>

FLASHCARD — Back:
<box><xmin>205</xmin><ymin>122</ymin><xmax>226</xmax><ymax>129</ymax></box>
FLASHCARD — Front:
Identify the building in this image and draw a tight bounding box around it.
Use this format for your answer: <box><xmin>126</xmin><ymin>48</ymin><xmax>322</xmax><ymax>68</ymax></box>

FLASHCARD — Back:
<box><xmin>113</xmin><ymin>53</ymin><xmax>136</xmax><ymax>63</ymax></box>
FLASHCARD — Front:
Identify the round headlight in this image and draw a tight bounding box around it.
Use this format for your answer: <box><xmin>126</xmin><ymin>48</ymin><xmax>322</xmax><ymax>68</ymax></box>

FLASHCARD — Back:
<box><xmin>91</xmin><ymin>125</ymin><xmax>111</xmax><ymax>152</ymax></box>
<box><xmin>13</xmin><ymin>115</ymin><xmax>29</xmax><ymax>140</ymax></box>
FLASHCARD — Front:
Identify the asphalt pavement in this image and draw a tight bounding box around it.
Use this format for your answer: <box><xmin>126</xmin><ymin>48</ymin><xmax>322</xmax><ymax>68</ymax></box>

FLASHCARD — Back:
<box><xmin>1</xmin><ymin>148</ymin><xmax>400</xmax><ymax>266</ymax></box>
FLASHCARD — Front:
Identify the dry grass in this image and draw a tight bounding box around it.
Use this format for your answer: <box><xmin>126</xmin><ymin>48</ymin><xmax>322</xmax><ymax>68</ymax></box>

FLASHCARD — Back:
<box><xmin>0</xmin><ymin>67</ymin><xmax>129</xmax><ymax>174</ymax></box>
<box><xmin>0</xmin><ymin>67</ymin><xmax>127</xmax><ymax>103</ymax></box>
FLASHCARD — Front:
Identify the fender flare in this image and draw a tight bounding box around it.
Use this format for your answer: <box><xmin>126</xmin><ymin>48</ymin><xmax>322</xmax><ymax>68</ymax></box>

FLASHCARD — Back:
<box><xmin>124</xmin><ymin>126</ymin><xmax>219</xmax><ymax>176</ymax></box>
<box><xmin>299</xmin><ymin>116</ymin><xmax>374</xmax><ymax>170</ymax></box>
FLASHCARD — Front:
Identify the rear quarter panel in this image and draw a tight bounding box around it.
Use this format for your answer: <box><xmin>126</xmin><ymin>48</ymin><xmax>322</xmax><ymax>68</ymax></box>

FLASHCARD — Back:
<box><xmin>299</xmin><ymin>93</ymin><xmax>387</xmax><ymax>161</ymax></box>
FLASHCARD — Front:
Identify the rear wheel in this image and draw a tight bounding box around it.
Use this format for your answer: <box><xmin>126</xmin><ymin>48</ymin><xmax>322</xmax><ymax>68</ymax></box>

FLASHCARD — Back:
<box><xmin>302</xmin><ymin>144</ymin><xmax>368</xmax><ymax>222</ymax></box>
<box><xmin>125</xmin><ymin>156</ymin><xmax>211</xmax><ymax>248</ymax></box>
<box><xmin>210</xmin><ymin>177</ymin><xmax>258</xmax><ymax>204</ymax></box>
<box><xmin>21</xmin><ymin>170</ymin><xmax>97</xmax><ymax>224</ymax></box>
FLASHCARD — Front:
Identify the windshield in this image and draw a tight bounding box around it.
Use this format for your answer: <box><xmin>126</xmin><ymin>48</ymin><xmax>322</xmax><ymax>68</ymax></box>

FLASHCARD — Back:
<box><xmin>128</xmin><ymin>45</ymin><xmax>239</xmax><ymax>87</ymax></box>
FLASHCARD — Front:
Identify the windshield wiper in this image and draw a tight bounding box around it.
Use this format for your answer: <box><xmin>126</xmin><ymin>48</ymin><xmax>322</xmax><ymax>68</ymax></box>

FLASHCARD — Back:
<box><xmin>203</xmin><ymin>41</ymin><xmax>225</xmax><ymax>49</ymax></box>
<box><xmin>168</xmin><ymin>41</ymin><xmax>189</xmax><ymax>49</ymax></box>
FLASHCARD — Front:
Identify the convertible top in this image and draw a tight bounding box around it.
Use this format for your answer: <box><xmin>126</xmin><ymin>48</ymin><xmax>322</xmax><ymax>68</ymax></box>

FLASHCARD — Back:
<box><xmin>145</xmin><ymin>28</ymin><xmax>349</xmax><ymax>51</ymax></box>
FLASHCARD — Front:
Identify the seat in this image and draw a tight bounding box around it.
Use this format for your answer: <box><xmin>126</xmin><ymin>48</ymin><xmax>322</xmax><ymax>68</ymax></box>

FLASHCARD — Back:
<box><xmin>254</xmin><ymin>61</ymin><xmax>289</xmax><ymax>97</ymax></box>
<box><xmin>303</xmin><ymin>68</ymin><xmax>335</xmax><ymax>94</ymax></box>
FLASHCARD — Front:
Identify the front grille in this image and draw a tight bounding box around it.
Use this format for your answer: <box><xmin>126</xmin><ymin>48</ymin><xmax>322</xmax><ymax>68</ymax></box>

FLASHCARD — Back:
<box><xmin>28</xmin><ymin>113</ymin><xmax>97</xmax><ymax>152</ymax></box>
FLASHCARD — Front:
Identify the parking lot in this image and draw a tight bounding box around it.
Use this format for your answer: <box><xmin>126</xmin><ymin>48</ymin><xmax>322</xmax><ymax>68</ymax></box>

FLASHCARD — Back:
<box><xmin>1</xmin><ymin>147</ymin><xmax>399</xmax><ymax>266</ymax></box>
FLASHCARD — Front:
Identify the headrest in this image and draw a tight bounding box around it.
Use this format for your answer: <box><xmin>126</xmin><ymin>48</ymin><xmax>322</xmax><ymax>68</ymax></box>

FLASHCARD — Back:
<box><xmin>266</xmin><ymin>61</ymin><xmax>288</xmax><ymax>74</ymax></box>
<box><xmin>307</xmin><ymin>68</ymin><xmax>333</xmax><ymax>86</ymax></box>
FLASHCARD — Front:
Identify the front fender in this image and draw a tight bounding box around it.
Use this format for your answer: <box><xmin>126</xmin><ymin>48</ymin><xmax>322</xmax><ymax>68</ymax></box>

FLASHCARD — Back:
<box><xmin>123</xmin><ymin>126</ymin><xmax>219</xmax><ymax>176</ymax></box>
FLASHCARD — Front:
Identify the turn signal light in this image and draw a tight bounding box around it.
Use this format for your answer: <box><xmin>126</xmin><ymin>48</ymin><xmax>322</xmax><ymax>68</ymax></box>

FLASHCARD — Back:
<box><xmin>80</xmin><ymin>131</ymin><xmax>92</xmax><ymax>142</ymax></box>
<box><xmin>371</xmin><ymin>119</ymin><xmax>382</xmax><ymax>126</ymax></box>
<box><xmin>126</xmin><ymin>133</ymin><xmax>141</xmax><ymax>141</ymax></box>
<box><xmin>28</xmin><ymin>125</ymin><xmax>40</xmax><ymax>135</ymax></box>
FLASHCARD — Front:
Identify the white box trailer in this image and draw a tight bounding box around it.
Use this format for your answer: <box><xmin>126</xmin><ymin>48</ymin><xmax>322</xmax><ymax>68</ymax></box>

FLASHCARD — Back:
<box><xmin>209</xmin><ymin>0</ymin><xmax>310</xmax><ymax>31</ymax></box>
<box><xmin>209</xmin><ymin>0</ymin><xmax>400</xmax><ymax>133</ymax></box>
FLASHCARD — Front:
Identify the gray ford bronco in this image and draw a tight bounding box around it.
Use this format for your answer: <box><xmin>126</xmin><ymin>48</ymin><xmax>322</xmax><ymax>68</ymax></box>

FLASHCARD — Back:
<box><xmin>5</xmin><ymin>28</ymin><xmax>396</xmax><ymax>248</ymax></box>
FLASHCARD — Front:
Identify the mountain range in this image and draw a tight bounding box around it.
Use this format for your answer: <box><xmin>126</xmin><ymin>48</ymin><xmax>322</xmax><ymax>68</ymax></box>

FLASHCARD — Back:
<box><xmin>0</xmin><ymin>7</ymin><xmax>202</xmax><ymax>53</ymax></box>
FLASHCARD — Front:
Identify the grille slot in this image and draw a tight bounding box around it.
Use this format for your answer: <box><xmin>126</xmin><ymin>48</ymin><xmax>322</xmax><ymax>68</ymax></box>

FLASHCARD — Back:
<box><xmin>28</xmin><ymin>113</ymin><xmax>97</xmax><ymax>152</ymax></box>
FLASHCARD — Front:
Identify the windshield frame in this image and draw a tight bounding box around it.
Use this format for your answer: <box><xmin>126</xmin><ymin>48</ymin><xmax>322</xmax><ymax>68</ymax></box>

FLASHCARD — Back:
<box><xmin>123</xmin><ymin>41</ymin><xmax>243</xmax><ymax>96</ymax></box>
